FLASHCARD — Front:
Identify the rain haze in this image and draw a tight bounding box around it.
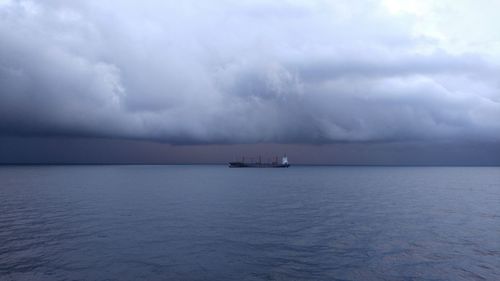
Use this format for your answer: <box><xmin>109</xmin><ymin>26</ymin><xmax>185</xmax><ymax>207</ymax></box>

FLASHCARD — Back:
<box><xmin>1</xmin><ymin>0</ymin><xmax>499</xmax><ymax>164</ymax></box>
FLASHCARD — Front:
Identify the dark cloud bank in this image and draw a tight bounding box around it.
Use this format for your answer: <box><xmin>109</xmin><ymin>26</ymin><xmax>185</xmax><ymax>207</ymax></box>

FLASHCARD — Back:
<box><xmin>0</xmin><ymin>1</ymin><xmax>499</xmax><ymax>164</ymax></box>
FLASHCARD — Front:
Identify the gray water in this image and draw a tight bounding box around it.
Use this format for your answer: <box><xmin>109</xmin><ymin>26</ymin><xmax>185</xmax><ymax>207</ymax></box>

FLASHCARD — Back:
<box><xmin>0</xmin><ymin>165</ymin><xmax>499</xmax><ymax>281</ymax></box>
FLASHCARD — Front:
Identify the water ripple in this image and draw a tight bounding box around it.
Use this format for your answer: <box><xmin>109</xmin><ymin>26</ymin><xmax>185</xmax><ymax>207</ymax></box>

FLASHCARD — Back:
<box><xmin>0</xmin><ymin>165</ymin><xmax>499</xmax><ymax>280</ymax></box>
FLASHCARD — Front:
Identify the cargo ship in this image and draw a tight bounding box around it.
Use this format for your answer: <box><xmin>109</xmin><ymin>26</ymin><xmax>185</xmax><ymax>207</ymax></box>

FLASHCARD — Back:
<box><xmin>229</xmin><ymin>155</ymin><xmax>290</xmax><ymax>168</ymax></box>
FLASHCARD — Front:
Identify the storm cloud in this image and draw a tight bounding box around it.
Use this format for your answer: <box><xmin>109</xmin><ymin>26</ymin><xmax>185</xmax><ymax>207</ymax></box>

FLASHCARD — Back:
<box><xmin>1</xmin><ymin>0</ymin><xmax>499</xmax><ymax>144</ymax></box>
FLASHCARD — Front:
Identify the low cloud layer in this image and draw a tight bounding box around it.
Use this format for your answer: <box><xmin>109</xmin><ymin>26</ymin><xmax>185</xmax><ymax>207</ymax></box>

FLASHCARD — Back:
<box><xmin>1</xmin><ymin>0</ymin><xmax>499</xmax><ymax>144</ymax></box>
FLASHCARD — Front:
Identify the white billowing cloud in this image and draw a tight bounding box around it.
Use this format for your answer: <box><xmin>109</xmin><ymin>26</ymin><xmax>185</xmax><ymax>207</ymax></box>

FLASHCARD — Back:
<box><xmin>0</xmin><ymin>0</ymin><xmax>499</xmax><ymax>143</ymax></box>
<box><xmin>383</xmin><ymin>0</ymin><xmax>500</xmax><ymax>57</ymax></box>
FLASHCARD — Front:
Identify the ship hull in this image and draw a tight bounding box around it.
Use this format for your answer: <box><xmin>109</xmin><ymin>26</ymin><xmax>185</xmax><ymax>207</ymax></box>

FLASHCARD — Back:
<box><xmin>229</xmin><ymin>162</ymin><xmax>290</xmax><ymax>168</ymax></box>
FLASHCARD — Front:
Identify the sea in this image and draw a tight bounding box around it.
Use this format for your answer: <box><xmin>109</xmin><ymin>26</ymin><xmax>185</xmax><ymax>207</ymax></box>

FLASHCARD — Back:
<box><xmin>0</xmin><ymin>165</ymin><xmax>499</xmax><ymax>281</ymax></box>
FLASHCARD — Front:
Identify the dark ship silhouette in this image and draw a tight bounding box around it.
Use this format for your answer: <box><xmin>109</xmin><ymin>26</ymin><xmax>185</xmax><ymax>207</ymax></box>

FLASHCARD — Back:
<box><xmin>229</xmin><ymin>155</ymin><xmax>289</xmax><ymax>168</ymax></box>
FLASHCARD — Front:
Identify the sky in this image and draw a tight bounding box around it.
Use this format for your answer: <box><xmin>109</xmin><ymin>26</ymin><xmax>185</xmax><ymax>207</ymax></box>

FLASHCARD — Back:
<box><xmin>0</xmin><ymin>0</ymin><xmax>499</xmax><ymax>164</ymax></box>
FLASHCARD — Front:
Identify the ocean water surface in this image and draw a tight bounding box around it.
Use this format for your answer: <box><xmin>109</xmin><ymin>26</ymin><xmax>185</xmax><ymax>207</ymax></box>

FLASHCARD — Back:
<box><xmin>0</xmin><ymin>165</ymin><xmax>499</xmax><ymax>280</ymax></box>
